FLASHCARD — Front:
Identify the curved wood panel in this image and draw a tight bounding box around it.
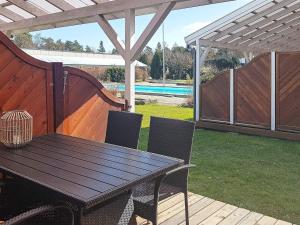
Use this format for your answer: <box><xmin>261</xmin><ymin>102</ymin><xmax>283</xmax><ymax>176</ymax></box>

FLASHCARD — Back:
<box><xmin>235</xmin><ymin>53</ymin><xmax>271</xmax><ymax>128</ymax></box>
<box><xmin>60</xmin><ymin>66</ymin><xmax>126</xmax><ymax>142</ymax></box>
<box><xmin>200</xmin><ymin>71</ymin><xmax>230</xmax><ymax>122</ymax></box>
<box><xmin>0</xmin><ymin>32</ymin><xmax>54</xmax><ymax>136</ymax></box>
<box><xmin>276</xmin><ymin>52</ymin><xmax>300</xmax><ymax>132</ymax></box>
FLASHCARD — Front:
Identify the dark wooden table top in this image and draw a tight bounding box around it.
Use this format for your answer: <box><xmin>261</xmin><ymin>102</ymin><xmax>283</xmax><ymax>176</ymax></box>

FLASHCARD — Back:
<box><xmin>0</xmin><ymin>134</ymin><xmax>183</xmax><ymax>209</ymax></box>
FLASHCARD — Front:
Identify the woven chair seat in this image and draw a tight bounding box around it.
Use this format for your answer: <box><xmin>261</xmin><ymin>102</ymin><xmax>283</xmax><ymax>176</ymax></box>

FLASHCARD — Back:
<box><xmin>133</xmin><ymin>181</ymin><xmax>182</xmax><ymax>205</ymax></box>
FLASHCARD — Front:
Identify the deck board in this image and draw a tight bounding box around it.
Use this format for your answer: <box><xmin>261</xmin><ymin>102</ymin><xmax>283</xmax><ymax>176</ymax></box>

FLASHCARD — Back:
<box><xmin>137</xmin><ymin>193</ymin><xmax>294</xmax><ymax>225</ymax></box>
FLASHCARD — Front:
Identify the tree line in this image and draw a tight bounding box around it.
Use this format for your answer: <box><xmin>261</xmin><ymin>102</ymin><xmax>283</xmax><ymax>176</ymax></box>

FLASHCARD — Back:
<box><xmin>13</xmin><ymin>33</ymin><xmax>241</xmax><ymax>82</ymax></box>
<box><xmin>138</xmin><ymin>42</ymin><xmax>241</xmax><ymax>81</ymax></box>
<box><xmin>13</xmin><ymin>32</ymin><xmax>114</xmax><ymax>54</ymax></box>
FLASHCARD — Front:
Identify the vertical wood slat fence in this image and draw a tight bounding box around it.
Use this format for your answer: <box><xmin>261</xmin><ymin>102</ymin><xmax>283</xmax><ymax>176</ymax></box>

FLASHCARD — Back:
<box><xmin>199</xmin><ymin>52</ymin><xmax>300</xmax><ymax>137</ymax></box>
<box><xmin>0</xmin><ymin>31</ymin><xmax>127</xmax><ymax>142</ymax></box>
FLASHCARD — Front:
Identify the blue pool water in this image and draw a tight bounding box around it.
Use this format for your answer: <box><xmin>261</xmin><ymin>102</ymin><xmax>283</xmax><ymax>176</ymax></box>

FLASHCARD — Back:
<box><xmin>106</xmin><ymin>84</ymin><xmax>192</xmax><ymax>96</ymax></box>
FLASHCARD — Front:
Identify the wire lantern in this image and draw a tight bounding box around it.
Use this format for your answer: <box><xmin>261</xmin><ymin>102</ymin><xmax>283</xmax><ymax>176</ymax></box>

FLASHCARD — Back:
<box><xmin>0</xmin><ymin>110</ymin><xmax>33</xmax><ymax>148</ymax></box>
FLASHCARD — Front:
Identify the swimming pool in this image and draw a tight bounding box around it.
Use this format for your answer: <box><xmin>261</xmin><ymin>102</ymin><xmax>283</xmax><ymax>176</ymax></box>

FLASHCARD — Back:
<box><xmin>105</xmin><ymin>84</ymin><xmax>193</xmax><ymax>96</ymax></box>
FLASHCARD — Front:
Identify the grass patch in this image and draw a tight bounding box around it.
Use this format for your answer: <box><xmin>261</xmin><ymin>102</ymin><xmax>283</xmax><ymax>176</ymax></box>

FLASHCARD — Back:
<box><xmin>136</xmin><ymin>104</ymin><xmax>300</xmax><ymax>224</ymax></box>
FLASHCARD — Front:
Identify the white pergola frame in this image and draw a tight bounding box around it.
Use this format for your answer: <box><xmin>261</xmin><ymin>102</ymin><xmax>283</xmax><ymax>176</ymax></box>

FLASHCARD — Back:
<box><xmin>0</xmin><ymin>0</ymin><xmax>232</xmax><ymax>112</ymax></box>
<box><xmin>185</xmin><ymin>0</ymin><xmax>300</xmax><ymax>128</ymax></box>
<box><xmin>186</xmin><ymin>0</ymin><xmax>300</xmax><ymax>53</ymax></box>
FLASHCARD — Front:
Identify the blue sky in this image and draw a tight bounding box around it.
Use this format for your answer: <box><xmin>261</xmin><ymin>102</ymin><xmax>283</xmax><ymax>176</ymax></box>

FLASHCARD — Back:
<box><xmin>31</xmin><ymin>0</ymin><xmax>252</xmax><ymax>52</ymax></box>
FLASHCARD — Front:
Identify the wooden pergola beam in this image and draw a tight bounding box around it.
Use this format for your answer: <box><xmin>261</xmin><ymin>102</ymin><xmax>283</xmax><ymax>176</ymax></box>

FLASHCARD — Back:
<box><xmin>96</xmin><ymin>15</ymin><xmax>125</xmax><ymax>58</ymax></box>
<box><xmin>130</xmin><ymin>2</ymin><xmax>175</xmax><ymax>61</ymax></box>
<box><xmin>197</xmin><ymin>38</ymin><xmax>264</xmax><ymax>52</ymax></box>
<box><xmin>208</xmin><ymin>0</ymin><xmax>297</xmax><ymax>42</ymax></box>
<box><xmin>0</xmin><ymin>5</ymin><xmax>23</xmax><ymax>21</ymax></box>
<box><xmin>0</xmin><ymin>0</ymin><xmax>232</xmax><ymax>33</ymax></box>
<box><xmin>185</xmin><ymin>0</ymin><xmax>300</xmax><ymax>54</ymax></box>
<box><xmin>7</xmin><ymin>0</ymin><xmax>47</xmax><ymax>16</ymax></box>
<box><xmin>245</xmin><ymin>24</ymin><xmax>300</xmax><ymax>49</ymax></box>
<box><xmin>221</xmin><ymin>8</ymin><xmax>300</xmax><ymax>45</ymax></box>
<box><xmin>47</xmin><ymin>0</ymin><xmax>75</xmax><ymax>11</ymax></box>
<box><xmin>258</xmin><ymin>33</ymin><xmax>300</xmax><ymax>51</ymax></box>
<box><xmin>238</xmin><ymin>20</ymin><xmax>300</xmax><ymax>48</ymax></box>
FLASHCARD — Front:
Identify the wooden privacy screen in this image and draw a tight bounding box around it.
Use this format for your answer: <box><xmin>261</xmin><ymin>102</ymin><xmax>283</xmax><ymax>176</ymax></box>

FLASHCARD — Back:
<box><xmin>200</xmin><ymin>71</ymin><xmax>230</xmax><ymax>122</ymax></box>
<box><xmin>235</xmin><ymin>53</ymin><xmax>271</xmax><ymax>128</ymax></box>
<box><xmin>0</xmin><ymin>32</ymin><xmax>126</xmax><ymax>141</ymax></box>
<box><xmin>55</xmin><ymin>66</ymin><xmax>126</xmax><ymax>142</ymax></box>
<box><xmin>276</xmin><ymin>52</ymin><xmax>300</xmax><ymax>132</ymax></box>
<box><xmin>0</xmin><ymin>32</ymin><xmax>54</xmax><ymax>136</ymax></box>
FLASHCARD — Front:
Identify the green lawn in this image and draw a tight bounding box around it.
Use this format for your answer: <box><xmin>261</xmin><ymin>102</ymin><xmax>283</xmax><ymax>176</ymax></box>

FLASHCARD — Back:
<box><xmin>136</xmin><ymin>104</ymin><xmax>300</xmax><ymax>224</ymax></box>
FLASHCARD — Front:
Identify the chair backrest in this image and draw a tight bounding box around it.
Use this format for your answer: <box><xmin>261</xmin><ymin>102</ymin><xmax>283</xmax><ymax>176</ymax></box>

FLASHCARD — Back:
<box><xmin>148</xmin><ymin>116</ymin><xmax>195</xmax><ymax>163</ymax></box>
<box><xmin>148</xmin><ymin>116</ymin><xmax>195</xmax><ymax>189</ymax></box>
<box><xmin>105</xmin><ymin>111</ymin><xmax>143</xmax><ymax>149</ymax></box>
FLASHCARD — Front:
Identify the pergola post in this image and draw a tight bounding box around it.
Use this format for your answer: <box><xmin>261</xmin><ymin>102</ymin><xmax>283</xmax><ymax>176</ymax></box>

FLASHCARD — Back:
<box><xmin>125</xmin><ymin>9</ymin><xmax>136</xmax><ymax>112</ymax></box>
<box><xmin>271</xmin><ymin>51</ymin><xmax>276</xmax><ymax>131</ymax></box>
<box><xmin>96</xmin><ymin>3</ymin><xmax>175</xmax><ymax>112</ymax></box>
<box><xmin>195</xmin><ymin>41</ymin><xmax>210</xmax><ymax>121</ymax></box>
<box><xmin>230</xmin><ymin>69</ymin><xmax>234</xmax><ymax>124</ymax></box>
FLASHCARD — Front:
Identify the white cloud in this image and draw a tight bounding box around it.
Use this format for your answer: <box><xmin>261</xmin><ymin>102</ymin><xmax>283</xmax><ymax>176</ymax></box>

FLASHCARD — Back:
<box><xmin>183</xmin><ymin>21</ymin><xmax>211</xmax><ymax>35</ymax></box>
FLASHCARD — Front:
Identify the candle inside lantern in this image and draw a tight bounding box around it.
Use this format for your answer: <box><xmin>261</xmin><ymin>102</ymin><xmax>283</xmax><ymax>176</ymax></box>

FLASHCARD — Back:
<box><xmin>13</xmin><ymin>134</ymin><xmax>21</xmax><ymax>145</ymax></box>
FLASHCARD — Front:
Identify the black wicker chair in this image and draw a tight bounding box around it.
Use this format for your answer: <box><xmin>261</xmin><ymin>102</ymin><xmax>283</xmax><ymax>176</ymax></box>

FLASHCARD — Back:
<box><xmin>133</xmin><ymin>117</ymin><xmax>195</xmax><ymax>225</ymax></box>
<box><xmin>1</xmin><ymin>204</ymin><xmax>74</xmax><ymax>225</ymax></box>
<box><xmin>0</xmin><ymin>177</ymin><xmax>74</xmax><ymax>225</ymax></box>
<box><xmin>105</xmin><ymin>110</ymin><xmax>143</xmax><ymax>149</ymax></box>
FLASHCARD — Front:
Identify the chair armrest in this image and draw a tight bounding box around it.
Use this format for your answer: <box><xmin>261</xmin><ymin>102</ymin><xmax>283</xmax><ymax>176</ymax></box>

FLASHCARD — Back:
<box><xmin>3</xmin><ymin>205</ymin><xmax>74</xmax><ymax>225</ymax></box>
<box><xmin>150</xmin><ymin>164</ymin><xmax>196</xmax><ymax>208</ymax></box>
<box><xmin>165</xmin><ymin>164</ymin><xmax>196</xmax><ymax>176</ymax></box>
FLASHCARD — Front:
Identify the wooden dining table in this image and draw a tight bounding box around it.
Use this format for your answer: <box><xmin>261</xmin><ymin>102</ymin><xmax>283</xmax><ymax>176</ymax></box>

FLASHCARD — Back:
<box><xmin>0</xmin><ymin>134</ymin><xmax>183</xmax><ymax>225</ymax></box>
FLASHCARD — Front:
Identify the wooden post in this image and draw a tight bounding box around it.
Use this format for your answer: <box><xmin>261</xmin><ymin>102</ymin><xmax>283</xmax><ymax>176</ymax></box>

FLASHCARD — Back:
<box><xmin>195</xmin><ymin>43</ymin><xmax>210</xmax><ymax>121</ymax></box>
<box><xmin>271</xmin><ymin>51</ymin><xmax>276</xmax><ymax>131</ymax></box>
<box><xmin>125</xmin><ymin>9</ymin><xmax>135</xmax><ymax>112</ymax></box>
<box><xmin>52</xmin><ymin>62</ymin><xmax>64</xmax><ymax>134</ymax></box>
<box><xmin>230</xmin><ymin>69</ymin><xmax>234</xmax><ymax>124</ymax></box>
<box><xmin>96</xmin><ymin>3</ymin><xmax>175</xmax><ymax>112</ymax></box>
<box><xmin>195</xmin><ymin>40</ymin><xmax>201</xmax><ymax>121</ymax></box>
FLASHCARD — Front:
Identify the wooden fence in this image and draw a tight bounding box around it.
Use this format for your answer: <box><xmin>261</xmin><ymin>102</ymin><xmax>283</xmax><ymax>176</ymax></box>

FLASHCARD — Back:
<box><xmin>0</xmin><ymin>32</ymin><xmax>127</xmax><ymax>142</ymax></box>
<box><xmin>199</xmin><ymin>52</ymin><xmax>300</xmax><ymax>139</ymax></box>
<box><xmin>201</xmin><ymin>71</ymin><xmax>230</xmax><ymax>122</ymax></box>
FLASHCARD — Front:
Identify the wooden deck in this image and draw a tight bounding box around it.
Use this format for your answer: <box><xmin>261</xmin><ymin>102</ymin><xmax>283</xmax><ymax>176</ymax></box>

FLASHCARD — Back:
<box><xmin>137</xmin><ymin>193</ymin><xmax>296</xmax><ymax>225</ymax></box>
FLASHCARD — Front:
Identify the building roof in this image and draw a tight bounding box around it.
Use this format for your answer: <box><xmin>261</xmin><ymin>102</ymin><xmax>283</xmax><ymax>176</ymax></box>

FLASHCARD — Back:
<box><xmin>23</xmin><ymin>49</ymin><xmax>148</xmax><ymax>67</ymax></box>
<box><xmin>185</xmin><ymin>0</ymin><xmax>300</xmax><ymax>53</ymax></box>
<box><xmin>0</xmin><ymin>0</ymin><xmax>232</xmax><ymax>34</ymax></box>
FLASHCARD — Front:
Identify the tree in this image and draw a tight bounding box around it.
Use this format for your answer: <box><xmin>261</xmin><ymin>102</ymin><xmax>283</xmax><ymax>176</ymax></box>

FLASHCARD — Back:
<box><xmin>207</xmin><ymin>49</ymin><xmax>240</xmax><ymax>71</ymax></box>
<box><xmin>13</xmin><ymin>33</ymin><xmax>35</xmax><ymax>49</ymax></box>
<box><xmin>111</xmin><ymin>48</ymin><xmax>118</xmax><ymax>54</ymax></box>
<box><xmin>97</xmin><ymin>41</ymin><xmax>106</xmax><ymax>53</ymax></box>
<box><xmin>165</xmin><ymin>45</ymin><xmax>192</xmax><ymax>80</ymax></box>
<box><xmin>41</xmin><ymin>37</ymin><xmax>57</xmax><ymax>50</ymax></box>
<box><xmin>33</xmin><ymin>33</ymin><xmax>43</xmax><ymax>49</ymax></box>
<box><xmin>64</xmin><ymin>41</ymin><xmax>73</xmax><ymax>51</ymax></box>
<box><xmin>139</xmin><ymin>46</ymin><xmax>153</xmax><ymax>66</ymax></box>
<box><xmin>64</xmin><ymin>40</ymin><xmax>84</xmax><ymax>52</ymax></box>
<box><xmin>150</xmin><ymin>51</ymin><xmax>163</xmax><ymax>79</ymax></box>
<box><xmin>55</xmin><ymin>39</ymin><xmax>65</xmax><ymax>51</ymax></box>
<box><xmin>156</xmin><ymin>42</ymin><xmax>162</xmax><ymax>51</ymax></box>
<box><xmin>105</xmin><ymin>67</ymin><xmax>125</xmax><ymax>82</ymax></box>
<box><xmin>85</xmin><ymin>45</ymin><xmax>94</xmax><ymax>53</ymax></box>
